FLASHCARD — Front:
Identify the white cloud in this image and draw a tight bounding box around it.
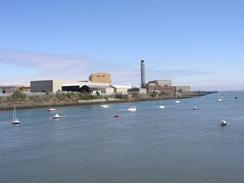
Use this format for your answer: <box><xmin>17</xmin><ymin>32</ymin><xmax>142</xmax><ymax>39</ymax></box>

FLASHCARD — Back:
<box><xmin>0</xmin><ymin>49</ymin><xmax>105</xmax><ymax>83</ymax></box>
<box><xmin>0</xmin><ymin>49</ymin><xmax>142</xmax><ymax>85</ymax></box>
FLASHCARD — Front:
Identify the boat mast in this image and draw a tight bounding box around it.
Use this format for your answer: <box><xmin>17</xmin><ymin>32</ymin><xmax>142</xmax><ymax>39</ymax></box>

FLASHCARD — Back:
<box><xmin>13</xmin><ymin>105</ymin><xmax>16</xmax><ymax>121</ymax></box>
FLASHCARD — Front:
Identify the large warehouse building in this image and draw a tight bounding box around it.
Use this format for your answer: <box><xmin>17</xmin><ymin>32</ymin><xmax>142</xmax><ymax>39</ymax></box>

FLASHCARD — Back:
<box><xmin>30</xmin><ymin>80</ymin><xmax>72</xmax><ymax>93</ymax></box>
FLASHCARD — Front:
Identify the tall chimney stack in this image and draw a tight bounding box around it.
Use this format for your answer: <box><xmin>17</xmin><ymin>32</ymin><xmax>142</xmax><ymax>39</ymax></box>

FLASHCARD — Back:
<box><xmin>141</xmin><ymin>60</ymin><xmax>145</xmax><ymax>88</ymax></box>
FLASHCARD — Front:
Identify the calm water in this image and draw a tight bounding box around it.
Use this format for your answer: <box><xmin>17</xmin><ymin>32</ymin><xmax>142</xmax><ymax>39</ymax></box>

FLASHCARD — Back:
<box><xmin>0</xmin><ymin>92</ymin><xmax>244</xmax><ymax>183</ymax></box>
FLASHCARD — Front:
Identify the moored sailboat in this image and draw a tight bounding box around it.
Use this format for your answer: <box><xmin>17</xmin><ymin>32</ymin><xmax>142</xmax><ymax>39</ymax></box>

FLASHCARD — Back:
<box><xmin>12</xmin><ymin>105</ymin><xmax>20</xmax><ymax>125</ymax></box>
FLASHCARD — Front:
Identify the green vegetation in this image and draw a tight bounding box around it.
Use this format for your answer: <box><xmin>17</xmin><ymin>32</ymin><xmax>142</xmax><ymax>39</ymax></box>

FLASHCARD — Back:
<box><xmin>5</xmin><ymin>91</ymin><xmax>105</xmax><ymax>104</ymax></box>
<box><xmin>149</xmin><ymin>92</ymin><xmax>157</xmax><ymax>97</ymax></box>
<box><xmin>8</xmin><ymin>90</ymin><xmax>27</xmax><ymax>103</ymax></box>
<box><xmin>159</xmin><ymin>92</ymin><xmax>168</xmax><ymax>96</ymax></box>
<box><xmin>114</xmin><ymin>93</ymin><xmax>129</xmax><ymax>100</ymax></box>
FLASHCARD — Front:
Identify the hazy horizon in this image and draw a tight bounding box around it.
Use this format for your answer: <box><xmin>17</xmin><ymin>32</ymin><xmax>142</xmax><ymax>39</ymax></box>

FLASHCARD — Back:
<box><xmin>0</xmin><ymin>0</ymin><xmax>244</xmax><ymax>91</ymax></box>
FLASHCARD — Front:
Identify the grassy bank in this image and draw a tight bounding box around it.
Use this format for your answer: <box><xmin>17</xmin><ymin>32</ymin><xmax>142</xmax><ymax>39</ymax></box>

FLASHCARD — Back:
<box><xmin>0</xmin><ymin>90</ymin><xmax>216</xmax><ymax>110</ymax></box>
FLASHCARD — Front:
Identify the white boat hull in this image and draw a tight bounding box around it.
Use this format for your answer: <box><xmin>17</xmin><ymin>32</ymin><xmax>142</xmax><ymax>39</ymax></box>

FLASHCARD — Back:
<box><xmin>12</xmin><ymin>120</ymin><xmax>20</xmax><ymax>124</ymax></box>
<box><xmin>48</xmin><ymin>108</ymin><xmax>56</xmax><ymax>112</ymax></box>
<box><xmin>128</xmin><ymin>108</ymin><xmax>137</xmax><ymax>112</ymax></box>
<box><xmin>101</xmin><ymin>105</ymin><xmax>109</xmax><ymax>108</ymax></box>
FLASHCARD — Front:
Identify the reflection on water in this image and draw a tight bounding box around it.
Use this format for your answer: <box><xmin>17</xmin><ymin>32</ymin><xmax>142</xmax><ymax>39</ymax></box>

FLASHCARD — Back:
<box><xmin>0</xmin><ymin>91</ymin><xmax>244</xmax><ymax>183</ymax></box>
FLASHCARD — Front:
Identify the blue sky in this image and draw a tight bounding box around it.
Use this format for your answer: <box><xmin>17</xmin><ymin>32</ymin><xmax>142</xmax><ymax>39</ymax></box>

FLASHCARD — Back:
<box><xmin>0</xmin><ymin>0</ymin><xmax>244</xmax><ymax>90</ymax></box>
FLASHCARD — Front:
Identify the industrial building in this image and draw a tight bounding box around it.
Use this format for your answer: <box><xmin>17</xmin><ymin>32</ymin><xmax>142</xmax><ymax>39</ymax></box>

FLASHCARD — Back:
<box><xmin>147</xmin><ymin>80</ymin><xmax>176</xmax><ymax>96</ymax></box>
<box><xmin>128</xmin><ymin>87</ymin><xmax>147</xmax><ymax>95</ymax></box>
<box><xmin>62</xmin><ymin>82</ymin><xmax>113</xmax><ymax>95</ymax></box>
<box><xmin>89</xmin><ymin>73</ymin><xmax>112</xmax><ymax>84</ymax></box>
<box><xmin>111</xmin><ymin>85</ymin><xmax>132</xmax><ymax>95</ymax></box>
<box><xmin>147</xmin><ymin>80</ymin><xmax>172</xmax><ymax>87</ymax></box>
<box><xmin>30</xmin><ymin>80</ymin><xmax>72</xmax><ymax>93</ymax></box>
<box><xmin>0</xmin><ymin>85</ymin><xmax>18</xmax><ymax>95</ymax></box>
<box><xmin>80</xmin><ymin>85</ymin><xmax>114</xmax><ymax>95</ymax></box>
<box><xmin>176</xmin><ymin>86</ymin><xmax>191</xmax><ymax>93</ymax></box>
<box><xmin>147</xmin><ymin>85</ymin><xmax>176</xmax><ymax>96</ymax></box>
<box><xmin>0</xmin><ymin>85</ymin><xmax>30</xmax><ymax>96</ymax></box>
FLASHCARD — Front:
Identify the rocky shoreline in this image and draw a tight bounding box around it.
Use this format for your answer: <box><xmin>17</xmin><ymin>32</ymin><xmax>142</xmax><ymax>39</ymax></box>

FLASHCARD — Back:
<box><xmin>0</xmin><ymin>91</ymin><xmax>216</xmax><ymax>111</ymax></box>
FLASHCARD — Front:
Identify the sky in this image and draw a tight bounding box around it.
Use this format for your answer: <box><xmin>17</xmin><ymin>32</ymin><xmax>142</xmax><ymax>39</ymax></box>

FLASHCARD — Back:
<box><xmin>0</xmin><ymin>0</ymin><xmax>244</xmax><ymax>90</ymax></box>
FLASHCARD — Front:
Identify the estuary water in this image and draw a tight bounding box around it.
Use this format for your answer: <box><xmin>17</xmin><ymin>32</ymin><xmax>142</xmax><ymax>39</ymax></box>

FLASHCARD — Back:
<box><xmin>0</xmin><ymin>92</ymin><xmax>244</xmax><ymax>183</ymax></box>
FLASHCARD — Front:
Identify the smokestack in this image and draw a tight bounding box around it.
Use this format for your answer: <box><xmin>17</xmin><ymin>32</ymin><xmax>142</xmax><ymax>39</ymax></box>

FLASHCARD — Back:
<box><xmin>141</xmin><ymin>60</ymin><xmax>145</xmax><ymax>88</ymax></box>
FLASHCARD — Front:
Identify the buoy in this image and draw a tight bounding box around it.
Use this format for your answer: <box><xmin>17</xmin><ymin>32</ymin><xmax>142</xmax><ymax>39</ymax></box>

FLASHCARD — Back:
<box><xmin>220</xmin><ymin>120</ymin><xmax>227</xmax><ymax>127</ymax></box>
<box><xmin>193</xmin><ymin>106</ymin><xmax>197</xmax><ymax>111</ymax></box>
<box><xmin>159</xmin><ymin>105</ymin><xmax>166</xmax><ymax>109</ymax></box>
<box><xmin>101</xmin><ymin>105</ymin><xmax>109</xmax><ymax>108</ymax></box>
<box><xmin>218</xmin><ymin>98</ymin><xmax>223</xmax><ymax>102</ymax></box>
<box><xmin>114</xmin><ymin>114</ymin><xmax>120</xmax><ymax>118</ymax></box>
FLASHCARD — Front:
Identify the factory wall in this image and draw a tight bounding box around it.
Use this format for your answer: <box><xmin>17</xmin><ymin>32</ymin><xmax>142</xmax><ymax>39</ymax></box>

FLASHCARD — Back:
<box><xmin>176</xmin><ymin>86</ymin><xmax>191</xmax><ymax>93</ymax></box>
<box><xmin>31</xmin><ymin>80</ymin><xmax>70</xmax><ymax>93</ymax></box>
<box><xmin>31</xmin><ymin>80</ymin><xmax>53</xmax><ymax>92</ymax></box>
<box><xmin>0</xmin><ymin>86</ymin><xmax>18</xmax><ymax>96</ymax></box>
<box><xmin>128</xmin><ymin>88</ymin><xmax>147</xmax><ymax>95</ymax></box>
<box><xmin>147</xmin><ymin>85</ymin><xmax>176</xmax><ymax>96</ymax></box>
<box><xmin>111</xmin><ymin>85</ymin><xmax>132</xmax><ymax>95</ymax></box>
<box><xmin>115</xmin><ymin>88</ymin><xmax>128</xmax><ymax>95</ymax></box>
<box><xmin>89</xmin><ymin>73</ymin><xmax>112</xmax><ymax>84</ymax></box>
<box><xmin>148</xmin><ymin>80</ymin><xmax>172</xmax><ymax>87</ymax></box>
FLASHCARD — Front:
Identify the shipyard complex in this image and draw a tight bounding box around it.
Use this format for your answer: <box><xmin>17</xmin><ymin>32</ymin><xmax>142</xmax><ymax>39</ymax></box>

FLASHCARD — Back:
<box><xmin>0</xmin><ymin>60</ymin><xmax>191</xmax><ymax>97</ymax></box>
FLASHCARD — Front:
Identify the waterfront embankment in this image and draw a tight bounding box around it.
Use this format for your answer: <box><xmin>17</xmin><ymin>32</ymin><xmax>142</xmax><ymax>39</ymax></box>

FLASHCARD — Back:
<box><xmin>0</xmin><ymin>91</ymin><xmax>216</xmax><ymax>110</ymax></box>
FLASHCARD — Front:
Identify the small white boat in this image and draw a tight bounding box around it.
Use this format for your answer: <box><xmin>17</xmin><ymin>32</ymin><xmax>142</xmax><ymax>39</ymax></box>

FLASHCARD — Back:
<box><xmin>218</xmin><ymin>98</ymin><xmax>223</xmax><ymax>102</ymax></box>
<box><xmin>52</xmin><ymin>113</ymin><xmax>66</xmax><ymax>119</ymax></box>
<box><xmin>48</xmin><ymin>108</ymin><xmax>56</xmax><ymax>112</ymax></box>
<box><xmin>12</xmin><ymin>105</ymin><xmax>20</xmax><ymax>125</ymax></box>
<box><xmin>159</xmin><ymin>105</ymin><xmax>166</xmax><ymax>109</ymax></box>
<box><xmin>220</xmin><ymin>120</ymin><xmax>227</xmax><ymax>127</ymax></box>
<box><xmin>175</xmin><ymin>100</ymin><xmax>181</xmax><ymax>104</ymax></box>
<box><xmin>127</xmin><ymin>107</ymin><xmax>137</xmax><ymax>112</ymax></box>
<box><xmin>12</xmin><ymin>117</ymin><xmax>20</xmax><ymax>125</ymax></box>
<box><xmin>101</xmin><ymin>104</ymin><xmax>109</xmax><ymax>108</ymax></box>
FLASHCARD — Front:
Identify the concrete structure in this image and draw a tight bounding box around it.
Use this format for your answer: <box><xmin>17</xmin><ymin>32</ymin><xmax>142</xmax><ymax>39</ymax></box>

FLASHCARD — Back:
<box><xmin>111</xmin><ymin>85</ymin><xmax>132</xmax><ymax>95</ymax></box>
<box><xmin>141</xmin><ymin>60</ymin><xmax>145</xmax><ymax>88</ymax></box>
<box><xmin>31</xmin><ymin>80</ymin><xmax>71</xmax><ymax>93</ymax></box>
<box><xmin>148</xmin><ymin>80</ymin><xmax>172</xmax><ymax>87</ymax></box>
<box><xmin>176</xmin><ymin>86</ymin><xmax>191</xmax><ymax>93</ymax></box>
<box><xmin>128</xmin><ymin>87</ymin><xmax>147</xmax><ymax>95</ymax></box>
<box><xmin>89</xmin><ymin>73</ymin><xmax>112</xmax><ymax>84</ymax></box>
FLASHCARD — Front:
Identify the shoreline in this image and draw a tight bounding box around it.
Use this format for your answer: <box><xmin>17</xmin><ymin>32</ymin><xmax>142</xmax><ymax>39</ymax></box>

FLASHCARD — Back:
<box><xmin>0</xmin><ymin>91</ymin><xmax>215</xmax><ymax>111</ymax></box>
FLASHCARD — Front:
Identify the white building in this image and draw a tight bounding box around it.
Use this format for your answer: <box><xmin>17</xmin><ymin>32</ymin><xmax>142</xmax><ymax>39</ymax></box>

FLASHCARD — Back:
<box><xmin>111</xmin><ymin>85</ymin><xmax>132</xmax><ymax>95</ymax></box>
